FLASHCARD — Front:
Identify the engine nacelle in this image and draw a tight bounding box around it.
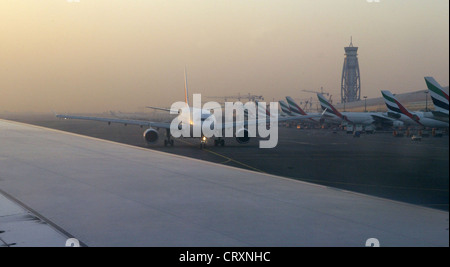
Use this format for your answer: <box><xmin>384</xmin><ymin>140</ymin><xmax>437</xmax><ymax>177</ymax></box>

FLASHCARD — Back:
<box><xmin>236</xmin><ymin>129</ymin><xmax>250</xmax><ymax>144</ymax></box>
<box><xmin>392</xmin><ymin>121</ymin><xmax>404</xmax><ymax>128</ymax></box>
<box><xmin>143</xmin><ymin>128</ymin><xmax>159</xmax><ymax>144</ymax></box>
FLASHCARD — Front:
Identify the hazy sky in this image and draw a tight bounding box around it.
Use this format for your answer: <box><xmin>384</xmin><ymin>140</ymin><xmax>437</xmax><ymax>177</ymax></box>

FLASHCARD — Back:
<box><xmin>0</xmin><ymin>0</ymin><xmax>448</xmax><ymax>113</ymax></box>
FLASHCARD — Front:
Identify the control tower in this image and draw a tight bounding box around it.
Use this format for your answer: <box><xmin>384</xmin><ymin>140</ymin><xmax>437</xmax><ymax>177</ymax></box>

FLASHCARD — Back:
<box><xmin>341</xmin><ymin>37</ymin><xmax>361</xmax><ymax>103</ymax></box>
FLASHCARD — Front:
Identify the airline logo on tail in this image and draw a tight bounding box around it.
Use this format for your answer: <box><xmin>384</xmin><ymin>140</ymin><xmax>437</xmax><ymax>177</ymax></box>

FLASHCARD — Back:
<box><xmin>424</xmin><ymin>77</ymin><xmax>449</xmax><ymax>115</ymax></box>
<box><xmin>286</xmin><ymin>97</ymin><xmax>307</xmax><ymax>116</ymax></box>
<box><xmin>317</xmin><ymin>93</ymin><xmax>350</xmax><ymax>122</ymax></box>
<box><xmin>381</xmin><ymin>90</ymin><xmax>422</xmax><ymax>126</ymax></box>
<box><xmin>278</xmin><ymin>100</ymin><xmax>292</xmax><ymax>116</ymax></box>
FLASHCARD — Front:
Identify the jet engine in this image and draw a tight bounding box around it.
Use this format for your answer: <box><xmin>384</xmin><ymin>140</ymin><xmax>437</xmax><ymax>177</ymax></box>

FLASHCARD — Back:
<box><xmin>143</xmin><ymin>128</ymin><xmax>159</xmax><ymax>144</ymax></box>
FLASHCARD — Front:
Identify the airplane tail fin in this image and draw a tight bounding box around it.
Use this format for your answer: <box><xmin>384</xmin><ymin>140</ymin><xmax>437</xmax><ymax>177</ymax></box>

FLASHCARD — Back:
<box><xmin>424</xmin><ymin>77</ymin><xmax>449</xmax><ymax>115</ymax></box>
<box><xmin>381</xmin><ymin>90</ymin><xmax>421</xmax><ymax>123</ymax></box>
<box><xmin>286</xmin><ymin>96</ymin><xmax>307</xmax><ymax>115</ymax></box>
<box><xmin>317</xmin><ymin>93</ymin><xmax>344</xmax><ymax>119</ymax></box>
<box><xmin>381</xmin><ymin>90</ymin><xmax>402</xmax><ymax>114</ymax></box>
<box><xmin>278</xmin><ymin>100</ymin><xmax>292</xmax><ymax>116</ymax></box>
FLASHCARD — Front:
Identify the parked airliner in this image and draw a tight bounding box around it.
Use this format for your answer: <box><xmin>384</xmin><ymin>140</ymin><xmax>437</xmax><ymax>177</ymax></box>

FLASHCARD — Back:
<box><xmin>57</xmin><ymin>70</ymin><xmax>321</xmax><ymax>147</ymax></box>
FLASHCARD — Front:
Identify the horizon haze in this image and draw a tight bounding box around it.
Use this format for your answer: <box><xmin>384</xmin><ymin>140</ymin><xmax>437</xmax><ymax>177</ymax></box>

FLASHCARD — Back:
<box><xmin>0</xmin><ymin>0</ymin><xmax>448</xmax><ymax>113</ymax></box>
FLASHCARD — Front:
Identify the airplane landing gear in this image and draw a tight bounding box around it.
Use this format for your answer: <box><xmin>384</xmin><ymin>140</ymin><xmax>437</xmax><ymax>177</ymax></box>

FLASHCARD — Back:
<box><xmin>164</xmin><ymin>129</ymin><xmax>174</xmax><ymax>147</ymax></box>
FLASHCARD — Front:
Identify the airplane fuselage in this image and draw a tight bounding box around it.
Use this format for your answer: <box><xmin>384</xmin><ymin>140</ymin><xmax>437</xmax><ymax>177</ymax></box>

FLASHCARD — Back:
<box><xmin>386</xmin><ymin>111</ymin><xmax>449</xmax><ymax>128</ymax></box>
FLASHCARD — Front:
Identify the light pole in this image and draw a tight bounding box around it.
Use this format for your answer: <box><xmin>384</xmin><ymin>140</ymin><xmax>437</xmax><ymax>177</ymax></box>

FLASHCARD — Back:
<box><xmin>363</xmin><ymin>96</ymin><xmax>367</xmax><ymax>112</ymax></box>
<box><xmin>424</xmin><ymin>91</ymin><xmax>429</xmax><ymax>112</ymax></box>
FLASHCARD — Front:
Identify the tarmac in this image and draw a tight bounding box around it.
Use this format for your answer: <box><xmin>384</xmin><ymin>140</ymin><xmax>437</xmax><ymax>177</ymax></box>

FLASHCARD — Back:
<box><xmin>3</xmin><ymin>113</ymin><xmax>449</xmax><ymax>211</ymax></box>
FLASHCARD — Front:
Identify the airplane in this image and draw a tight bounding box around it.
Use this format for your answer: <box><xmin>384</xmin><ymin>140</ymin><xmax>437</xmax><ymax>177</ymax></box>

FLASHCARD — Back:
<box><xmin>285</xmin><ymin>96</ymin><xmax>322</xmax><ymax>123</ymax></box>
<box><xmin>278</xmin><ymin>100</ymin><xmax>293</xmax><ymax>117</ymax></box>
<box><xmin>381</xmin><ymin>90</ymin><xmax>449</xmax><ymax>128</ymax></box>
<box><xmin>56</xmin><ymin>70</ymin><xmax>322</xmax><ymax>148</ymax></box>
<box><xmin>316</xmin><ymin>93</ymin><xmax>404</xmax><ymax>129</ymax></box>
<box><xmin>277</xmin><ymin>97</ymin><xmax>323</xmax><ymax>126</ymax></box>
<box><xmin>285</xmin><ymin>97</ymin><xmax>309</xmax><ymax>116</ymax></box>
<box><xmin>424</xmin><ymin>77</ymin><xmax>449</xmax><ymax>122</ymax></box>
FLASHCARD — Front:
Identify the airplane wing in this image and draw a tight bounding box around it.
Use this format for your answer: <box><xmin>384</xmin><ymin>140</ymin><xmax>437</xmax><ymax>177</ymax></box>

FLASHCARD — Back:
<box><xmin>370</xmin><ymin>113</ymin><xmax>400</xmax><ymax>125</ymax></box>
<box><xmin>56</xmin><ymin>114</ymin><xmax>171</xmax><ymax>129</ymax></box>
<box><xmin>57</xmin><ymin>111</ymin><xmax>323</xmax><ymax>132</ymax></box>
<box><xmin>0</xmin><ymin>119</ymin><xmax>447</xmax><ymax>246</ymax></box>
<box><xmin>146</xmin><ymin>106</ymin><xmax>178</xmax><ymax>113</ymax></box>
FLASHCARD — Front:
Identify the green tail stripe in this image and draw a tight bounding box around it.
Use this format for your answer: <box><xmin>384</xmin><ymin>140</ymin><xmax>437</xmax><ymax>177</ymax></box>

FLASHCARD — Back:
<box><xmin>287</xmin><ymin>98</ymin><xmax>296</xmax><ymax>106</ymax></box>
<box><xmin>318</xmin><ymin>96</ymin><xmax>330</xmax><ymax>106</ymax></box>
<box><xmin>381</xmin><ymin>92</ymin><xmax>397</xmax><ymax>105</ymax></box>
<box><xmin>426</xmin><ymin>80</ymin><xmax>448</xmax><ymax>100</ymax></box>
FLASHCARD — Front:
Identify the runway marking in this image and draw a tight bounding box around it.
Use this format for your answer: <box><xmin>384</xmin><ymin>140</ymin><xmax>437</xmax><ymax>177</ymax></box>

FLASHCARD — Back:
<box><xmin>176</xmin><ymin>139</ymin><xmax>266</xmax><ymax>173</ymax></box>
<box><xmin>174</xmin><ymin>139</ymin><xmax>447</xmax><ymax>192</ymax></box>
<box><xmin>203</xmin><ymin>148</ymin><xmax>267</xmax><ymax>173</ymax></box>
<box><xmin>165</xmin><ymin>138</ymin><xmax>448</xmax><ymax>192</ymax></box>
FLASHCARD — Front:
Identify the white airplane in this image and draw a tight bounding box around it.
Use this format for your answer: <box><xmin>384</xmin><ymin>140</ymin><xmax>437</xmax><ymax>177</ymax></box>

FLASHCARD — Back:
<box><xmin>285</xmin><ymin>96</ymin><xmax>322</xmax><ymax>123</ymax></box>
<box><xmin>56</xmin><ymin>70</ymin><xmax>321</xmax><ymax>147</ymax></box>
<box><xmin>277</xmin><ymin>97</ymin><xmax>324</xmax><ymax>126</ymax></box>
<box><xmin>381</xmin><ymin>90</ymin><xmax>449</xmax><ymax>128</ymax></box>
<box><xmin>278</xmin><ymin>100</ymin><xmax>293</xmax><ymax>117</ymax></box>
<box><xmin>317</xmin><ymin>93</ymin><xmax>403</xmax><ymax>128</ymax></box>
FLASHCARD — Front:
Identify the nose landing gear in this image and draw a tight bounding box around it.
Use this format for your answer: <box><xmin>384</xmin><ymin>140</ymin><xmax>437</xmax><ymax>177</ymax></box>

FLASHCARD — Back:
<box><xmin>164</xmin><ymin>129</ymin><xmax>174</xmax><ymax>147</ymax></box>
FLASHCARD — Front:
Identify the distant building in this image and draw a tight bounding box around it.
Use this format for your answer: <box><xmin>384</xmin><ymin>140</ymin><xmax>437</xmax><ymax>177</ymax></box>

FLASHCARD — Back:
<box><xmin>341</xmin><ymin>38</ymin><xmax>361</xmax><ymax>103</ymax></box>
